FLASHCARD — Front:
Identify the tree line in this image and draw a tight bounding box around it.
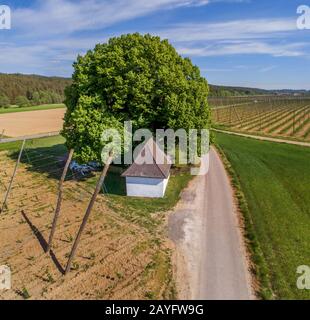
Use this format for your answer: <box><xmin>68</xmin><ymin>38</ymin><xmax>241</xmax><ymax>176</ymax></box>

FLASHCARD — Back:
<box><xmin>0</xmin><ymin>73</ymin><xmax>71</xmax><ymax>108</ymax></box>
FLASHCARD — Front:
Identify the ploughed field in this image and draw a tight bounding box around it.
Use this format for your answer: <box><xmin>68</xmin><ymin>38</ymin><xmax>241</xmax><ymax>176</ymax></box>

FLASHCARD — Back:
<box><xmin>0</xmin><ymin>136</ymin><xmax>191</xmax><ymax>300</ymax></box>
<box><xmin>0</xmin><ymin>107</ymin><xmax>65</xmax><ymax>138</ymax></box>
<box><xmin>211</xmin><ymin>98</ymin><xmax>310</xmax><ymax>141</ymax></box>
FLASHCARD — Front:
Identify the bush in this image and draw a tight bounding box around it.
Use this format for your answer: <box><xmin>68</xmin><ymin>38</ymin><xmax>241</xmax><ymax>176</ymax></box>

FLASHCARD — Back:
<box><xmin>15</xmin><ymin>96</ymin><xmax>31</xmax><ymax>108</ymax></box>
<box><xmin>0</xmin><ymin>94</ymin><xmax>10</xmax><ymax>108</ymax></box>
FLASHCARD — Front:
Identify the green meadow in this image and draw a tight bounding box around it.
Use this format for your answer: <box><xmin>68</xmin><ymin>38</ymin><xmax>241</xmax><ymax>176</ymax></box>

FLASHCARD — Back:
<box><xmin>216</xmin><ymin>132</ymin><xmax>310</xmax><ymax>299</ymax></box>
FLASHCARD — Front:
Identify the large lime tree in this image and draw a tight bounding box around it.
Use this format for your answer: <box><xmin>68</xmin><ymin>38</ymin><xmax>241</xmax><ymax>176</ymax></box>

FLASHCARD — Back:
<box><xmin>62</xmin><ymin>33</ymin><xmax>211</xmax><ymax>163</ymax></box>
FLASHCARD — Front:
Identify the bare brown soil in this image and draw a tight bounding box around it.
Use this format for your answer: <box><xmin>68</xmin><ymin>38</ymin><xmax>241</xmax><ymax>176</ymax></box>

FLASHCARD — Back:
<box><xmin>0</xmin><ymin>109</ymin><xmax>65</xmax><ymax>137</ymax></box>
<box><xmin>0</xmin><ymin>152</ymin><xmax>174</xmax><ymax>300</ymax></box>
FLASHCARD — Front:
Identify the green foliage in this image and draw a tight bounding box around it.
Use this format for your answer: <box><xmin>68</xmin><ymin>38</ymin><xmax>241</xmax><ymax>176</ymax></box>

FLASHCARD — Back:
<box><xmin>15</xmin><ymin>95</ymin><xmax>31</xmax><ymax>108</ymax></box>
<box><xmin>0</xmin><ymin>73</ymin><xmax>71</xmax><ymax>105</ymax></box>
<box><xmin>0</xmin><ymin>103</ymin><xmax>65</xmax><ymax>115</ymax></box>
<box><xmin>31</xmin><ymin>90</ymin><xmax>63</xmax><ymax>105</ymax></box>
<box><xmin>21</xmin><ymin>287</ymin><xmax>31</xmax><ymax>300</ymax></box>
<box><xmin>0</xmin><ymin>94</ymin><xmax>10</xmax><ymax>108</ymax></box>
<box><xmin>209</xmin><ymin>85</ymin><xmax>269</xmax><ymax>97</ymax></box>
<box><xmin>63</xmin><ymin>33</ymin><xmax>211</xmax><ymax>163</ymax></box>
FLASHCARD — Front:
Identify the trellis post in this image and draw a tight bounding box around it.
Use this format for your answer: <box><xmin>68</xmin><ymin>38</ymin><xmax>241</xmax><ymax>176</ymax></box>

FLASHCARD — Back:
<box><xmin>46</xmin><ymin>149</ymin><xmax>74</xmax><ymax>253</ymax></box>
<box><xmin>0</xmin><ymin>139</ymin><xmax>26</xmax><ymax>213</ymax></box>
<box><xmin>64</xmin><ymin>152</ymin><xmax>113</xmax><ymax>275</ymax></box>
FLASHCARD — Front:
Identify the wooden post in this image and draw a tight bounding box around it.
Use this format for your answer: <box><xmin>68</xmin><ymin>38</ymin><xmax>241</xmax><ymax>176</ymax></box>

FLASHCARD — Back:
<box><xmin>64</xmin><ymin>152</ymin><xmax>113</xmax><ymax>275</ymax></box>
<box><xmin>232</xmin><ymin>105</ymin><xmax>242</xmax><ymax>125</ymax></box>
<box><xmin>293</xmin><ymin>109</ymin><xmax>296</xmax><ymax>135</ymax></box>
<box><xmin>46</xmin><ymin>149</ymin><xmax>74</xmax><ymax>253</ymax></box>
<box><xmin>0</xmin><ymin>139</ymin><xmax>26</xmax><ymax>213</ymax></box>
<box><xmin>0</xmin><ymin>129</ymin><xmax>4</xmax><ymax>142</ymax></box>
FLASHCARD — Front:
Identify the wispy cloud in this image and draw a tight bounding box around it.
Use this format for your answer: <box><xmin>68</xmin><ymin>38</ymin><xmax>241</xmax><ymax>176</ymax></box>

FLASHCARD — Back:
<box><xmin>1</xmin><ymin>0</ymin><xmax>309</xmax><ymax>81</ymax></box>
<box><xmin>13</xmin><ymin>0</ymin><xmax>213</xmax><ymax>36</ymax></box>
<box><xmin>259</xmin><ymin>65</ymin><xmax>277</xmax><ymax>73</ymax></box>
<box><xmin>158</xmin><ymin>18</ymin><xmax>297</xmax><ymax>42</ymax></box>
<box><xmin>177</xmin><ymin>41</ymin><xmax>307</xmax><ymax>57</ymax></box>
<box><xmin>156</xmin><ymin>18</ymin><xmax>309</xmax><ymax>57</ymax></box>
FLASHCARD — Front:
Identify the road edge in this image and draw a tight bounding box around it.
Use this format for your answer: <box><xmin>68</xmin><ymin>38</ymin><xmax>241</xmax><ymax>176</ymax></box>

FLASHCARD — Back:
<box><xmin>214</xmin><ymin>142</ymin><xmax>274</xmax><ymax>300</ymax></box>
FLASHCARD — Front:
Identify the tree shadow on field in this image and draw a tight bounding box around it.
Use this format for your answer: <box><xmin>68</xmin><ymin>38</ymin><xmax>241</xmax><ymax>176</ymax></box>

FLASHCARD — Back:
<box><xmin>85</xmin><ymin>166</ymin><xmax>127</xmax><ymax>196</ymax></box>
<box><xmin>9</xmin><ymin>144</ymin><xmax>95</xmax><ymax>182</ymax></box>
<box><xmin>9</xmin><ymin>142</ymin><xmax>188</xmax><ymax>197</ymax></box>
<box><xmin>9</xmin><ymin>143</ymin><xmax>127</xmax><ymax>196</ymax></box>
<box><xmin>21</xmin><ymin>210</ymin><xmax>65</xmax><ymax>274</ymax></box>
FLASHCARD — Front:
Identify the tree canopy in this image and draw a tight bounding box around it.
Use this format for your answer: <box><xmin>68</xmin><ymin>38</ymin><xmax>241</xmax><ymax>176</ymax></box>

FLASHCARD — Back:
<box><xmin>0</xmin><ymin>73</ymin><xmax>71</xmax><ymax>104</ymax></box>
<box><xmin>0</xmin><ymin>94</ymin><xmax>10</xmax><ymax>108</ymax></box>
<box><xmin>15</xmin><ymin>96</ymin><xmax>31</xmax><ymax>108</ymax></box>
<box><xmin>62</xmin><ymin>33</ymin><xmax>211</xmax><ymax>163</ymax></box>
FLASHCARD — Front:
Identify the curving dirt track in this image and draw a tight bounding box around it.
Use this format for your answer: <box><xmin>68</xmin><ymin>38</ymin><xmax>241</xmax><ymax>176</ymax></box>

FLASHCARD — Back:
<box><xmin>0</xmin><ymin>109</ymin><xmax>65</xmax><ymax>138</ymax></box>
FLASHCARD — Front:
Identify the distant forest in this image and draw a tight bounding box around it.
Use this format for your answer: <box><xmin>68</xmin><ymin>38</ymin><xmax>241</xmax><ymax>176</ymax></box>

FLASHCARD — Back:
<box><xmin>0</xmin><ymin>73</ymin><xmax>308</xmax><ymax>108</ymax></box>
<box><xmin>209</xmin><ymin>85</ymin><xmax>268</xmax><ymax>97</ymax></box>
<box><xmin>209</xmin><ymin>84</ymin><xmax>310</xmax><ymax>97</ymax></box>
<box><xmin>0</xmin><ymin>73</ymin><xmax>72</xmax><ymax>107</ymax></box>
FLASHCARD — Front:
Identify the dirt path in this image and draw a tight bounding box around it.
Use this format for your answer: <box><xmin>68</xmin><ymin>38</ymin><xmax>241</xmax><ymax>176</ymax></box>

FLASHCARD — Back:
<box><xmin>0</xmin><ymin>109</ymin><xmax>65</xmax><ymax>137</ymax></box>
<box><xmin>213</xmin><ymin>129</ymin><xmax>310</xmax><ymax>147</ymax></box>
<box><xmin>169</xmin><ymin>148</ymin><xmax>254</xmax><ymax>300</ymax></box>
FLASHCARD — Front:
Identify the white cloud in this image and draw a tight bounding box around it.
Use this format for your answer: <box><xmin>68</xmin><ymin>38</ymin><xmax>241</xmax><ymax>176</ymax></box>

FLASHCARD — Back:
<box><xmin>176</xmin><ymin>41</ymin><xmax>307</xmax><ymax>57</ymax></box>
<box><xmin>259</xmin><ymin>65</ymin><xmax>277</xmax><ymax>73</ymax></box>
<box><xmin>12</xmin><ymin>0</ymin><xmax>213</xmax><ymax>36</ymax></box>
<box><xmin>155</xmin><ymin>18</ymin><xmax>309</xmax><ymax>57</ymax></box>
<box><xmin>158</xmin><ymin>18</ymin><xmax>297</xmax><ymax>42</ymax></box>
<box><xmin>1</xmin><ymin>1</ymin><xmax>309</xmax><ymax>78</ymax></box>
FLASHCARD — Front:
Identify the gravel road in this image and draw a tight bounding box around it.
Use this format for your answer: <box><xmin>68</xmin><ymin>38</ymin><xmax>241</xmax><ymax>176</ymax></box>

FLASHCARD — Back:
<box><xmin>169</xmin><ymin>147</ymin><xmax>254</xmax><ymax>300</ymax></box>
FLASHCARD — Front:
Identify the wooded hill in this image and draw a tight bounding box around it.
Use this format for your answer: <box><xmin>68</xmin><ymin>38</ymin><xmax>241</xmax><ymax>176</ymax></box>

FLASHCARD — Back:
<box><xmin>0</xmin><ymin>73</ymin><xmax>308</xmax><ymax>108</ymax></box>
<box><xmin>0</xmin><ymin>73</ymin><xmax>72</xmax><ymax>105</ymax></box>
<box><xmin>209</xmin><ymin>84</ymin><xmax>310</xmax><ymax>97</ymax></box>
<box><xmin>209</xmin><ymin>84</ymin><xmax>269</xmax><ymax>97</ymax></box>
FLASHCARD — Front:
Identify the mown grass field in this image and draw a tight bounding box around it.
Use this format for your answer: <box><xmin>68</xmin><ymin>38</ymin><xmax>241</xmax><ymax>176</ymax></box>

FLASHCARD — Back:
<box><xmin>216</xmin><ymin>132</ymin><xmax>310</xmax><ymax>299</ymax></box>
<box><xmin>0</xmin><ymin>104</ymin><xmax>65</xmax><ymax>114</ymax></box>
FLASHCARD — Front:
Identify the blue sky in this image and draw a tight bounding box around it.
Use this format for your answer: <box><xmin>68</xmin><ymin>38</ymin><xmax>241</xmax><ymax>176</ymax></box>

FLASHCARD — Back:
<box><xmin>0</xmin><ymin>0</ymin><xmax>309</xmax><ymax>89</ymax></box>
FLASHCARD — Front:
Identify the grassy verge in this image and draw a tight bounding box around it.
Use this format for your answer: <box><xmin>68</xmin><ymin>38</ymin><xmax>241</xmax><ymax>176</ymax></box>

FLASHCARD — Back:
<box><xmin>0</xmin><ymin>135</ymin><xmax>66</xmax><ymax>152</ymax></box>
<box><xmin>0</xmin><ymin>104</ymin><xmax>65</xmax><ymax>114</ymax></box>
<box><xmin>215</xmin><ymin>132</ymin><xmax>310</xmax><ymax>300</ymax></box>
<box><xmin>212</xmin><ymin>125</ymin><xmax>310</xmax><ymax>143</ymax></box>
<box><xmin>87</xmin><ymin>167</ymin><xmax>192</xmax><ymax>232</ymax></box>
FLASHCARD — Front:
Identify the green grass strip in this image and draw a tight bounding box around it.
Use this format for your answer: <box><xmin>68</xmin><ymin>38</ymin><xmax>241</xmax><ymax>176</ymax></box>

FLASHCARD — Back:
<box><xmin>0</xmin><ymin>104</ymin><xmax>66</xmax><ymax>114</ymax></box>
<box><xmin>214</xmin><ymin>142</ymin><xmax>273</xmax><ymax>300</ymax></box>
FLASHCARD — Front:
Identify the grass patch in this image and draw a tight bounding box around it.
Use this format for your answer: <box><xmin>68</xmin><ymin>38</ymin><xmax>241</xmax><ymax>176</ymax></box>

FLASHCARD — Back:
<box><xmin>212</xmin><ymin>127</ymin><xmax>310</xmax><ymax>144</ymax></box>
<box><xmin>0</xmin><ymin>135</ymin><xmax>66</xmax><ymax>152</ymax></box>
<box><xmin>87</xmin><ymin>167</ymin><xmax>193</xmax><ymax>231</ymax></box>
<box><xmin>215</xmin><ymin>132</ymin><xmax>310</xmax><ymax>300</ymax></box>
<box><xmin>0</xmin><ymin>104</ymin><xmax>65</xmax><ymax>114</ymax></box>
<box><xmin>0</xmin><ymin>132</ymin><xmax>192</xmax><ymax>230</ymax></box>
<box><xmin>143</xmin><ymin>250</ymin><xmax>176</xmax><ymax>300</ymax></box>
